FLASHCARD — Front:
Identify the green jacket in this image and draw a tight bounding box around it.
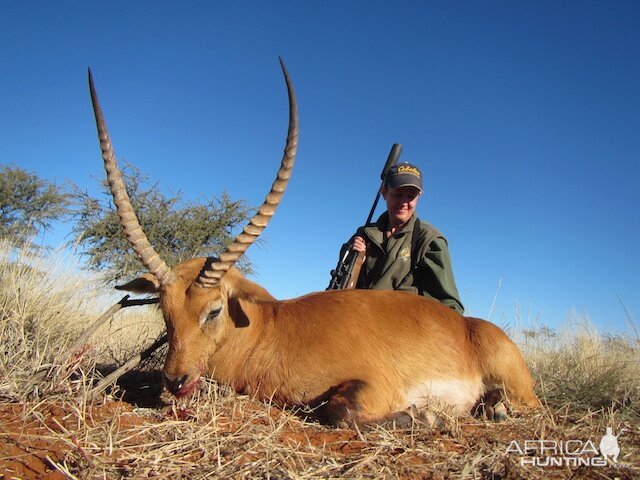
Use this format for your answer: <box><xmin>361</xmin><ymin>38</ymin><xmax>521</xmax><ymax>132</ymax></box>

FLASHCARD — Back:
<box><xmin>356</xmin><ymin>213</ymin><xmax>464</xmax><ymax>313</ymax></box>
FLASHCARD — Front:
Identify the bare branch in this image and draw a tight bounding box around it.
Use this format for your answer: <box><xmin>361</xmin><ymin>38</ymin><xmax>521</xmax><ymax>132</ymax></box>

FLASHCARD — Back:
<box><xmin>81</xmin><ymin>333</ymin><xmax>168</xmax><ymax>401</ymax></box>
<box><xmin>61</xmin><ymin>295</ymin><xmax>159</xmax><ymax>365</ymax></box>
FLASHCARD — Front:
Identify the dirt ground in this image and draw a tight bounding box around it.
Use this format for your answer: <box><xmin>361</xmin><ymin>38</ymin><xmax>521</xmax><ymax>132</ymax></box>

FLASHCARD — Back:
<box><xmin>1</xmin><ymin>373</ymin><xmax>638</xmax><ymax>479</ymax></box>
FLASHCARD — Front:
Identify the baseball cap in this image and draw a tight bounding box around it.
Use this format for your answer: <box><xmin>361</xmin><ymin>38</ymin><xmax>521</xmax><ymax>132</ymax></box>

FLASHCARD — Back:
<box><xmin>385</xmin><ymin>162</ymin><xmax>423</xmax><ymax>193</ymax></box>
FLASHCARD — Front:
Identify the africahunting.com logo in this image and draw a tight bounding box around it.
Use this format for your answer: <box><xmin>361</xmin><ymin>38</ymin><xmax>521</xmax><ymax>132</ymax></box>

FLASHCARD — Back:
<box><xmin>506</xmin><ymin>428</ymin><xmax>623</xmax><ymax>467</ymax></box>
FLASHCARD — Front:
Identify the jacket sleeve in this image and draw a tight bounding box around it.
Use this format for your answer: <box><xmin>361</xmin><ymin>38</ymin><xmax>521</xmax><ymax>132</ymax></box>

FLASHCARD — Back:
<box><xmin>415</xmin><ymin>236</ymin><xmax>465</xmax><ymax>314</ymax></box>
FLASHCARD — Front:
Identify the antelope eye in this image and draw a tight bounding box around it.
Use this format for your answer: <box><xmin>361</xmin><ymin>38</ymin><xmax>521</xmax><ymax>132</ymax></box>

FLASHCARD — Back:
<box><xmin>206</xmin><ymin>307</ymin><xmax>222</xmax><ymax>322</ymax></box>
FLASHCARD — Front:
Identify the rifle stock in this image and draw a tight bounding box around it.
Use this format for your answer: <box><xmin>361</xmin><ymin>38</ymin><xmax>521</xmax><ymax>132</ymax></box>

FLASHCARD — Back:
<box><xmin>327</xmin><ymin>144</ymin><xmax>402</xmax><ymax>290</ymax></box>
<box><xmin>345</xmin><ymin>251</ymin><xmax>365</xmax><ymax>289</ymax></box>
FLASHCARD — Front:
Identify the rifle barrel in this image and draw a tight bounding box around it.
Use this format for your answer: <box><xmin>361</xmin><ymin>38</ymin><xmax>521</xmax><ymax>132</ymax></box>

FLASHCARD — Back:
<box><xmin>366</xmin><ymin>143</ymin><xmax>402</xmax><ymax>226</ymax></box>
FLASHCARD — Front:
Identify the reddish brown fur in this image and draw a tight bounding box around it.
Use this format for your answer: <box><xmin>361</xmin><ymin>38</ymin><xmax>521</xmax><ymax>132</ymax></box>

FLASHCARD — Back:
<box><xmin>120</xmin><ymin>257</ymin><xmax>540</xmax><ymax>426</ymax></box>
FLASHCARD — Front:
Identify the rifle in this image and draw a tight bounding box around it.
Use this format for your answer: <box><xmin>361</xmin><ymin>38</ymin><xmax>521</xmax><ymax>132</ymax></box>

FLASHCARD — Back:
<box><xmin>326</xmin><ymin>143</ymin><xmax>403</xmax><ymax>290</ymax></box>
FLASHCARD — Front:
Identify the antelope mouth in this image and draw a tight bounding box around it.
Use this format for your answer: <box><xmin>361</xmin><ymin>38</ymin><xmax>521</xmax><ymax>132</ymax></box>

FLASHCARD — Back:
<box><xmin>173</xmin><ymin>378</ymin><xmax>201</xmax><ymax>398</ymax></box>
<box><xmin>164</xmin><ymin>375</ymin><xmax>202</xmax><ymax>398</ymax></box>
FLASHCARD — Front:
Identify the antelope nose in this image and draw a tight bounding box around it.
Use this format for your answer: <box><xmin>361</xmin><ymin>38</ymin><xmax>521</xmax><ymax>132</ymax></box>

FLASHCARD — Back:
<box><xmin>163</xmin><ymin>373</ymin><xmax>190</xmax><ymax>394</ymax></box>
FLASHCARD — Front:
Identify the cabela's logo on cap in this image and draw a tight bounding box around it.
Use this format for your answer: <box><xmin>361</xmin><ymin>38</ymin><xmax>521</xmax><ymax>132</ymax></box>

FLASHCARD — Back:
<box><xmin>397</xmin><ymin>164</ymin><xmax>421</xmax><ymax>178</ymax></box>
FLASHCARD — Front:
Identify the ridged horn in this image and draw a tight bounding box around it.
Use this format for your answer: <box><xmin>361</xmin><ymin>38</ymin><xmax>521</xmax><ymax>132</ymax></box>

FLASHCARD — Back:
<box><xmin>195</xmin><ymin>58</ymin><xmax>299</xmax><ymax>288</ymax></box>
<box><xmin>88</xmin><ymin>68</ymin><xmax>176</xmax><ymax>286</ymax></box>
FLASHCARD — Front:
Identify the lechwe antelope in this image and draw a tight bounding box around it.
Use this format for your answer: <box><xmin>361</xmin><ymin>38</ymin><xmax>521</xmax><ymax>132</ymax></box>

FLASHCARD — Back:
<box><xmin>88</xmin><ymin>60</ymin><xmax>540</xmax><ymax>427</ymax></box>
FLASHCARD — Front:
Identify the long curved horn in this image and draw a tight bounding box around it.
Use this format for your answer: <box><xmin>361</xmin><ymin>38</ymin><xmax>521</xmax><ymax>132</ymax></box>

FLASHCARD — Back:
<box><xmin>195</xmin><ymin>58</ymin><xmax>299</xmax><ymax>288</ymax></box>
<box><xmin>88</xmin><ymin>69</ymin><xmax>176</xmax><ymax>286</ymax></box>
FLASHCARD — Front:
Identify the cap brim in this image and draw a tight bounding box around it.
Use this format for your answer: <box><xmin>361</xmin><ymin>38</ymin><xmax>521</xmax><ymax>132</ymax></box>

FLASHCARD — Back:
<box><xmin>386</xmin><ymin>174</ymin><xmax>422</xmax><ymax>192</ymax></box>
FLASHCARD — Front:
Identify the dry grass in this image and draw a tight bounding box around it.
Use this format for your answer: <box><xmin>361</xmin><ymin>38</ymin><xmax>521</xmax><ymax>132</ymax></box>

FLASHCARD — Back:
<box><xmin>0</xmin><ymin>239</ymin><xmax>163</xmax><ymax>401</ymax></box>
<box><xmin>516</xmin><ymin>319</ymin><xmax>640</xmax><ymax>418</ymax></box>
<box><xmin>0</xmin><ymin>239</ymin><xmax>93</xmax><ymax>400</ymax></box>
<box><xmin>1</xmin><ymin>242</ymin><xmax>638</xmax><ymax>479</ymax></box>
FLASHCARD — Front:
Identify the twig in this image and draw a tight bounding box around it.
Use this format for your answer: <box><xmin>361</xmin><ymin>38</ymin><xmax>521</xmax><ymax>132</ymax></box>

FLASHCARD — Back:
<box><xmin>81</xmin><ymin>333</ymin><xmax>168</xmax><ymax>401</ymax></box>
<box><xmin>46</xmin><ymin>455</ymin><xmax>80</xmax><ymax>480</ymax></box>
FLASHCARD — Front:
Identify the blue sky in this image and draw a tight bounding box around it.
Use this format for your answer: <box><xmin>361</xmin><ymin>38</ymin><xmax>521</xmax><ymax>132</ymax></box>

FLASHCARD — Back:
<box><xmin>1</xmin><ymin>1</ymin><xmax>638</xmax><ymax>334</ymax></box>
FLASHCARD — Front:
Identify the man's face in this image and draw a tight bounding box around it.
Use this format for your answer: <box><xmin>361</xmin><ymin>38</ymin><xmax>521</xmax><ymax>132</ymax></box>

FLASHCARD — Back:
<box><xmin>382</xmin><ymin>185</ymin><xmax>421</xmax><ymax>227</ymax></box>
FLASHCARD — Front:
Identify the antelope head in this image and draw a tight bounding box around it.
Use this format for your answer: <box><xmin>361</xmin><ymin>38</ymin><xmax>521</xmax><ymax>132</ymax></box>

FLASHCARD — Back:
<box><xmin>88</xmin><ymin>60</ymin><xmax>298</xmax><ymax>396</ymax></box>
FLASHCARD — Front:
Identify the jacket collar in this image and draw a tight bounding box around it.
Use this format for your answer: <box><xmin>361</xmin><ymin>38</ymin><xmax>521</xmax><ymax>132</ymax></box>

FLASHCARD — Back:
<box><xmin>364</xmin><ymin>212</ymin><xmax>417</xmax><ymax>246</ymax></box>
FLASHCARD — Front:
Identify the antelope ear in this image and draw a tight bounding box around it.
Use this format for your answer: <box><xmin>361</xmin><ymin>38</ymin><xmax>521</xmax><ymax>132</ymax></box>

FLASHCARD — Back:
<box><xmin>116</xmin><ymin>273</ymin><xmax>160</xmax><ymax>294</ymax></box>
<box><xmin>227</xmin><ymin>297</ymin><xmax>251</xmax><ymax>328</ymax></box>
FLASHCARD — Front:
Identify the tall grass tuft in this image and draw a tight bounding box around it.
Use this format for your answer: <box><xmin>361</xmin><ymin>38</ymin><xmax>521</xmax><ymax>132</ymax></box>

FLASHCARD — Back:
<box><xmin>519</xmin><ymin>316</ymin><xmax>640</xmax><ymax>418</ymax></box>
<box><xmin>0</xmin><ymin>239</ymin><xmax>163</xmax><ymax>401</ymax></box>
<box><xmin>1</xmin><ymin>239</ymin><xmax>93</xmax><ymax>398</ymax></box>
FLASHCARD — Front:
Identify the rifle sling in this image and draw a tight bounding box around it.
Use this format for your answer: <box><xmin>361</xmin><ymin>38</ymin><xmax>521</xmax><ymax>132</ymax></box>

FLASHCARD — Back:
<box><xmin>411</xmin><ymin>218</ymin><xmax>421</xmax><ymax>271</ymax></box>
